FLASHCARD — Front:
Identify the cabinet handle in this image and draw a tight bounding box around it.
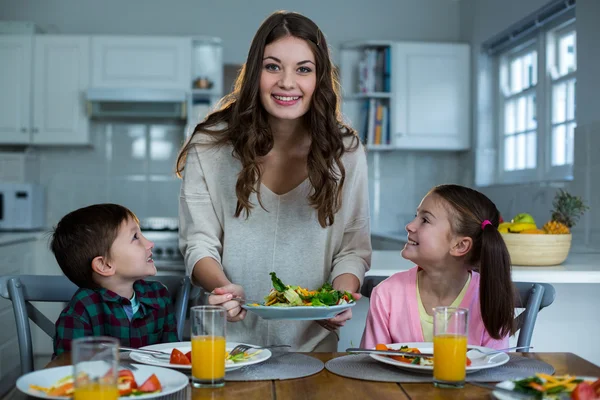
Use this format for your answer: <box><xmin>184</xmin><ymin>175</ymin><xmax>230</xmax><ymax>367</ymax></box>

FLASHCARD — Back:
<box><xmin>32</xmin><ymin>128</ymin><xmax>39</xmax><ymax>133</ymax></box>
<box><xmin>21</xmin><ymin>127</ymin><xmax>27</xmax><ymax>133</ymax></box>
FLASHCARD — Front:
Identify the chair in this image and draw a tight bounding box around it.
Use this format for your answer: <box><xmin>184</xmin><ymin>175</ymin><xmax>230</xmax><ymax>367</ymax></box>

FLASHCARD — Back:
<box><xmin>360</xmin><ymin>276</ymin><xmax>556</xmax><ymax>350</ymax></box>
<box><xmin>0</xmin><ymin>274</ymin><xmax>191</xmax><ymax>375</ymax></box>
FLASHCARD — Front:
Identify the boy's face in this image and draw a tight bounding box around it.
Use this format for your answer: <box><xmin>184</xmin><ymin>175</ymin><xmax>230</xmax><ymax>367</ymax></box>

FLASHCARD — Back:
<box><xmin>401</xmin><ymin>193</ymin><xmax>456</xmax><ymax>267</ymax></box>
<box><xmin>108</xmin><ymin>217</ymin><xmax>156</xmax><ymax>281</ymax></box>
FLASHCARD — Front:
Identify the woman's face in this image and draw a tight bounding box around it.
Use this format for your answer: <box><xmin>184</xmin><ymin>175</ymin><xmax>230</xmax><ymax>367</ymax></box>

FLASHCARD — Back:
<box><xmin>259</xmin><ymin>35</ymin><xmax>317</xmax><ymax>123</ymax></box>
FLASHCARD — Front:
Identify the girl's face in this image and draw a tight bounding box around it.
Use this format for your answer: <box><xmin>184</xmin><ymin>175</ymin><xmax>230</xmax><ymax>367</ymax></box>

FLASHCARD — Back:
<box><xmin>259</xmin><ymin>35</ymin><xmax>316</xmax><ymax>123</ymax></box>
<box><xmin>401</xmin><ymin>193</ymin><xmax>457</xmax><ymax>267</ymax></box>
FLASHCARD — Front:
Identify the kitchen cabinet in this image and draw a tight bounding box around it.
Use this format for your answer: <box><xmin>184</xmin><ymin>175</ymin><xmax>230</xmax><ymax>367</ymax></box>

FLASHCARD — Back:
<box><xmin>0</xmin><ymin>35</ymin><xmax>91</xmax><ymax>145</ymax></box>
<box><xmin>91</xmin><ymin>36</ymin><xmax>191</xmax><ymax>90</ymax></box>
<box><xmin>0</xmin><ymin>36</ymin><xmax>32</xmax><ymax>144</ymax></box>
<box><xmin>340</xmin><ymin>41</ymin><xmax>470</xmax><ymax>150</ymax></box>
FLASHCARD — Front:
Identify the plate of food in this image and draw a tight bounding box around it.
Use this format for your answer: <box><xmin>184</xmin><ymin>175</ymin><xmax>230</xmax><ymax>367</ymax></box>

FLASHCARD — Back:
<box><xmin>369</xmin><ymin>342</ymin><xmax>510</xmax><ymax>374</ymax></box>
<box><xmin>493</xmin><ymin>374</ymin><xmax>599</xmax><ymax>399</ymax></box>
<box><xmin>240</xmin><ymin>272</ymin><xmax>356</xmax><ymax>320</ymax></box>
<box><xmin>17</xmin><ymin>363</ymin><xmax>188</xmax><ymax>399</ymax></box>
<box><xmin>128</xmin><ymin>341</ymin><xmax>271</xmax><ymax>371</ymax></box>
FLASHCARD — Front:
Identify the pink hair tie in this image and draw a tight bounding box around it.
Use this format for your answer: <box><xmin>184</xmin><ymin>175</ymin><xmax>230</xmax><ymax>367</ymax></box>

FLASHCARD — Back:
<box><xmin>481</xmin><ymin>220</ymin><xmax>492</xmax><ymax>230</ymax></box>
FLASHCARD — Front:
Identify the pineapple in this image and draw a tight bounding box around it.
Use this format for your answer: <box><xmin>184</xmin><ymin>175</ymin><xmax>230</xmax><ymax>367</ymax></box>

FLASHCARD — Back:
<box><xmin>543</xmin><ymin>189</ymin><xmax>589</xmax><ymax>234</ymax></box>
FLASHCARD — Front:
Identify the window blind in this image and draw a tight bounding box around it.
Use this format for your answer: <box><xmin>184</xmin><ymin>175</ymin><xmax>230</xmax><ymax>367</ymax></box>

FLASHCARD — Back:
<box><xmin>481</xmin><ymin>0</ymin><xmax>576</xmax><ymax>56</ymax></box>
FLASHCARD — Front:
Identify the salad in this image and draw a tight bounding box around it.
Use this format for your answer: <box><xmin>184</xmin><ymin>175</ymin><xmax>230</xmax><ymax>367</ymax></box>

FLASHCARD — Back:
<box><xmin>29</xmin><ymin>369</ymin><xmax>161</xmax><ymax>397</ymax></box>
<box><xmin>500</xmin><ymin>374</ymin><xmax>600</xmax><ymax>399</ymax></box>
<box><xmin>168</xmin><ymin>348</ymin><xmax>262</xmax><ymax>365</ymax></box>
<box><xmin>254</xmin><ymin>272</ymin><xmax>355</xmax><ymax>307</ymax></box>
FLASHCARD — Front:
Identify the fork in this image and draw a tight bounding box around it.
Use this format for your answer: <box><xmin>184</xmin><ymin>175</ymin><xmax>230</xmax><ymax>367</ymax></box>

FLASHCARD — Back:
<box><xmin>229</xmin><ymin>344</ymin><xmax>291</xmax><ymax>357</ymax></box>
<box><xmin>117</xmin><ymin>345</ymin><xmax>172</xmax><ymax>359</ymax></box>
<box><xmin>467</xmin><ymin>345</ymin><xmax>533</xmax><ymax>355</ymax></box>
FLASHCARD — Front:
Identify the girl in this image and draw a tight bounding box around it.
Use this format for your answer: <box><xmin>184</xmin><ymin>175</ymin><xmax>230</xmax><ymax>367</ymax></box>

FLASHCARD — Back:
<box><xmin>361</xmin><ymin>184</ymin><xmax>514</xmax><ymax>349</ymax></box>
<box><xmin>177</xmin><ymin>11</ymin><xmax>371</xmax><ymax>351</ymax></box>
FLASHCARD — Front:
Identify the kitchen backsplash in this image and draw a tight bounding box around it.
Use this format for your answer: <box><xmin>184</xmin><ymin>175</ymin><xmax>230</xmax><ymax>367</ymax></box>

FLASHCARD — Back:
<box><xmin>36</xmin><ymin>122</ymin><xmax>185</xmax><ymax>226</ymax></box>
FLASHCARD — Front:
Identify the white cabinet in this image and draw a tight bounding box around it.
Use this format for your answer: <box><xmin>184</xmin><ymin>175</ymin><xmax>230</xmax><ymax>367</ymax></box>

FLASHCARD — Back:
<box><xmin>32</xmin><ymin>36</ymin><xmax>90</xmax><ymax>145</ymax></box>
<box><xmin>91</xmin><ymin>36</ymin><xmax>191</xmax><ymax>90</ymax></box>
<box><xmin>340</xmin><ymin>41</ymin><xmax>471</xmax><ymax>151</ymax></box>
<box><xmin>0</xmin><ymin>36</ymin><xmax>33</xmax><ymax>144</ymax></box>
<box><xmin>0</xmin><ymin>35</ymin><xmax>91</xmax><ymax>146</ymax></box>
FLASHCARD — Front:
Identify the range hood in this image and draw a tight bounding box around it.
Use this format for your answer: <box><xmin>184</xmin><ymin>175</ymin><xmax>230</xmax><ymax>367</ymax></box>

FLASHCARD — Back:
<box><xmin>86</xmin><ymin>88</ymin><xmax>187</xmax><ymax>119</ymax></box>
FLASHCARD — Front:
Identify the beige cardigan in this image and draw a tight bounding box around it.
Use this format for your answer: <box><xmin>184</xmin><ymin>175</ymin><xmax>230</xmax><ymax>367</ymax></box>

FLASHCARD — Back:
<box><xmin>179</xmin><ymin>131</ymin><xmax>372</xmax><ymax>351</ymax></box>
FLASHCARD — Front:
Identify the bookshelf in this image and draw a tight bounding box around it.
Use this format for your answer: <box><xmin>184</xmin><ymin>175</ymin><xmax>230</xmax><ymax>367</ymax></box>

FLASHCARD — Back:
<box><xmin>187</xmin><ymin>36</ymin><xmax>224</xmax><ymax>134</ymax></box>
<box><xmin>340</xmin><ymin>40</ymin><xmax>471</xmax><ymax>151</ymax></box>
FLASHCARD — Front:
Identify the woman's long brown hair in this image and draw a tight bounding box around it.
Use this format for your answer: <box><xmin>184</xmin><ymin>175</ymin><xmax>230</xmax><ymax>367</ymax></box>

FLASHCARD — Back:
<box><xmin>176</xmin><ymin>11</ymin><xmax>359</xmax><ymax>227</ymax></box>
<box><xmin>431</xmin><ymin>184</ymin><xmax>515</xmax><ymax>340</ymax></box>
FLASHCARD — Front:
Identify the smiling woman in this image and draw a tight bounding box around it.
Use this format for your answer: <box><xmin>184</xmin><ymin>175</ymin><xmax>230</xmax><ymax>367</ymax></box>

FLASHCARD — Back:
<box><xmin>176</xmin><ymin>10</ymin><xmax>372</xmax><ymax>352</ymax></box>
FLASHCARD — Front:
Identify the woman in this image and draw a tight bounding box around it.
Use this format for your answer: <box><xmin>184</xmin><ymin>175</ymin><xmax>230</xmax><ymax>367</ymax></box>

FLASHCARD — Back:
<box><xmin>177</xmin><ymin>10</ymin><xmax>371</xmax><ymax>351</ymax></box>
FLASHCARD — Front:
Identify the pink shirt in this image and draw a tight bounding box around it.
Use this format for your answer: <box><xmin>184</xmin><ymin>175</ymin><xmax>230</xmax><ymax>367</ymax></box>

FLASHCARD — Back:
<box><xmin>360</xmin><ymin>266</ymin><xmax>509</xmax><ymax>349</ymax></box>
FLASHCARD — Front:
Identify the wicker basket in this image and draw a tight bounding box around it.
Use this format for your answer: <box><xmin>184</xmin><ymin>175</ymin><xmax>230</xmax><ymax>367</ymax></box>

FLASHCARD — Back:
<box><xmin>500</xmin><ymin>233</ymin><xmax>572</xmax><ymax>266</ymax></box>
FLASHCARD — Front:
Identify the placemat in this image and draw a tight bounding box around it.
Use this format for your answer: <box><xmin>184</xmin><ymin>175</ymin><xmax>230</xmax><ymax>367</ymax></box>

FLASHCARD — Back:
<box><xmin>325</xmin><ymin>354</ymin><xmax>555</xmax><ymax>383</ymax></box>
<box><xmin>225</xmin><ymin>353</ymin><xmax>324</xmax><ymax>381</ymax></box>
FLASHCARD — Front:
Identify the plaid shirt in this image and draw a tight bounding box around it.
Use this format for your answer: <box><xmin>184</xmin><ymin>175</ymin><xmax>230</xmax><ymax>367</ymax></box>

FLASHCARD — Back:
<box><xmin>53</xmin><ymin>280</ymin><xmax>178</xmax><ymax>357</ymax></box>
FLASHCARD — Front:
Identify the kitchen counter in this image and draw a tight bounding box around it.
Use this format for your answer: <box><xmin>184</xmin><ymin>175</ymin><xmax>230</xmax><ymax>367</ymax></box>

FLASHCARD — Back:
<box><xmin>367</xmin><ymin>246</ymin><xmax>600</xmax><ymax>283</ymax></box>
<box><xmin>0</xmin><ymin>230</ymin><xmax>48</xmax><ymax>246</ymax></box>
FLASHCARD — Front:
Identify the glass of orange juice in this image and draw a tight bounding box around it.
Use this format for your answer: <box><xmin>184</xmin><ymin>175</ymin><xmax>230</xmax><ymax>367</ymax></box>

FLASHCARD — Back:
<box><xmin>72</xmin><ymin>336</ymin><xmax>119</xmax><ymax>400</ymax></box>
<box><xmin>191</xmin><ymin>305</ymin><xmax>227</xmax><ymax>388</ymax></box>
<box><xmin>432</xmin><ymin>306</ymin><xmax>468</xmax><ymax>389</ymax></box>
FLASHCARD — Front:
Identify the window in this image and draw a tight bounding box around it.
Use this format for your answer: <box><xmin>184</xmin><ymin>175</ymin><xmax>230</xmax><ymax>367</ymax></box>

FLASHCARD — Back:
<box><xmin>496</xmin><ymin>18</ymin><xmax>576</xmax><ymax>183</ymax></box>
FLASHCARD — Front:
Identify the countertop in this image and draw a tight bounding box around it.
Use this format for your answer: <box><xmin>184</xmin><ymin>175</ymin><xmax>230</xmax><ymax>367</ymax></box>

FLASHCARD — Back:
<box><xmin>368</xmin><ymin>244</ymin><xmax>600</xmax><ymax>283</ymax></box>
<box><xmin>0</xmin><ymin>230</ymin><xmax>48</xmax><ymax>246</ymax></box>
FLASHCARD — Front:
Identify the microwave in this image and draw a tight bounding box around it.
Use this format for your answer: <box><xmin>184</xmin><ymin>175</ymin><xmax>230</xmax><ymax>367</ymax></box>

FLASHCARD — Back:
<box><xmin>0</xmin><ymin>183</ymin><xmax>45</xmax><ymax>230</ymax></box>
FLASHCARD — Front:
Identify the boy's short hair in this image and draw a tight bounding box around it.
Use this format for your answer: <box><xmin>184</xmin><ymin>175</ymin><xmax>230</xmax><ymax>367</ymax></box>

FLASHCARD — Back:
<box><xmin>50</xmin><ymin>204</ymin><xmax>139</xmax><ymax>289</ymax></box>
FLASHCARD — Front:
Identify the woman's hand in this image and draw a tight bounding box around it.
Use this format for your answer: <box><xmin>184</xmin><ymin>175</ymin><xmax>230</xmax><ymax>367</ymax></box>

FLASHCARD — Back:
<box><xmin>317</xmin><ymin>292</ymin><xmax>362</xmax><ymax>331</ymax></box>
<box><xmin>208</xmin><ymin>284</ymin><xmax>247</xmax><ymax>322</ymax></box>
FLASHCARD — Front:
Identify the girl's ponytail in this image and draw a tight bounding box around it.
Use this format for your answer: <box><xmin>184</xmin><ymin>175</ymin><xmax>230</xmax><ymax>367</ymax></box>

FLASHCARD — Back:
<box><xmin>479</xmin><ymin>223</ymin><xmax>515</xmax><ymax>339</ymax></box>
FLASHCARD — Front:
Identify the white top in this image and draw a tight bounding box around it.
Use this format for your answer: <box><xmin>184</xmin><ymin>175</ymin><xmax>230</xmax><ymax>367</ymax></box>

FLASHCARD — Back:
<box><xmin>179</xmin><ymin>131</ymin><xmax>372</xmax><ymax>351</ymax></box>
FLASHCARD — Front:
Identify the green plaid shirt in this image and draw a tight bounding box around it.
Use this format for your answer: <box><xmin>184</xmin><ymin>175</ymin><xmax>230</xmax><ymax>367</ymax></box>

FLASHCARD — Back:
<box><xmin>53</xmin><ymin>280</ymin><xmax>178</xmax><ymax>357</ymax></box>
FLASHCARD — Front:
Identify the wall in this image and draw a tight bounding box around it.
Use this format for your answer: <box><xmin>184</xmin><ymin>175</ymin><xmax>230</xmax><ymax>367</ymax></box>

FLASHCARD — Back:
<box><xmin>459</xmin><ymin>0</ymin><xmax>600</xmax><ymax>246</ymax></box>
<box><xmin>0</xmin><ymin>0</ymin><xmax>461</xmax><ymax>64</ymax></box>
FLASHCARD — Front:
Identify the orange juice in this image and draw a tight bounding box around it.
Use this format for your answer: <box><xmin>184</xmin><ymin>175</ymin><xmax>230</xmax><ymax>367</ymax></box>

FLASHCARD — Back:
<box><xmin>433</xmin><ymin>334</ymin><xmax>467</xmax><ymax>382</ymax></box>
<box><xmin>74</xmin><ymin>383</ymin><xmax>119</xmax><ymax>400</ymax></box>
<box><xmin>191</xmin><ymin>335</ymin><xmax>226</xmax><ymax>380</ymax></box>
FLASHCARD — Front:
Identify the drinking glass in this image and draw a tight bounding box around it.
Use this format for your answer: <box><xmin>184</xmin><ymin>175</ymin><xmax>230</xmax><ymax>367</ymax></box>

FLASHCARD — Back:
<box><xmin>191</xmin><ymin>305</ymin><xmax>227</xmax><ymax>388</ymax></box>
<box><xmin>433</xmin><ymin>307</ymin><xmax>469</xmax><ymax>388</ymax></box>
<box><xmin>72</xmin><ymin>336</ymin><xmax>120</xmax><ymax>400</ymax></box>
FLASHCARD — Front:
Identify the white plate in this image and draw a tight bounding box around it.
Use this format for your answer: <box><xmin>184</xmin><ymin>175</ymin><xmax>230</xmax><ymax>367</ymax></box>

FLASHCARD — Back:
<box><xmin>241</xmin><ymin>302</ymin><xmax>355</xmax><ymax>320</ymax></box>
<box><xmin>17</xmin><ymin>363</ymin><xmax>188</xmax><ymax>400</ymax></box>
<box><xmin>369</xmin><ymin>342</ymin><xmax>510</xmax><ymax>374</ymax></box>
<box><xmin>128</xmin><ymin>341</ymin><xmax>271</xmax><ymax>371</ymax></box>
<box><xmin>492</xmin><ymin>375</ymin><xmax>598</xmax><ymax>399</ymax></box>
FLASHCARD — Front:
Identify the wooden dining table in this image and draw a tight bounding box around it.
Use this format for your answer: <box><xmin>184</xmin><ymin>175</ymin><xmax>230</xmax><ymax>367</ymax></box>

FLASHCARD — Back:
<box><xmin>6</xmin><ymin>352</ymin><xmax>600</xmax><ymax>400</ymax></box>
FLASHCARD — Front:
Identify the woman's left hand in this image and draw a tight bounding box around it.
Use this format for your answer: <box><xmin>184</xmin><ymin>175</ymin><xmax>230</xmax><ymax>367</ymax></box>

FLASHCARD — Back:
<box><xmin>317</xmin><ymin>292</ymin><xmax>362</xmax><ymax>331</ymax></box>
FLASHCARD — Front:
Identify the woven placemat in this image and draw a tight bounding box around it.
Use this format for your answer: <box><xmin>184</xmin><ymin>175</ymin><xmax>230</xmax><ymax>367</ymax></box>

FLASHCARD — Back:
<box><xmin>325</xmin><ymin>354</ymin><xmax>555</xmax><ymax>383</ymax></box>
<box><xmin>225</xmin><ymin>353</ymin><xmax>324</xmax><ymax>381</ymax></box>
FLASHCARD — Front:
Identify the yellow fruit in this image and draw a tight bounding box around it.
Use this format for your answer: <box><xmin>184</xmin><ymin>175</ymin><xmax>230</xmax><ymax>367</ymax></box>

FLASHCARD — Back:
<box><xmin>498</xmin><ymin>222</ymin><xmax>513</xmax><ymax>233</ymax></box>
<box><xmin>520</xmin><ymin>228</ymin><xmax>546</xmax><ymax>234</ymax></box>
<box><xmin>508</xmin><ymin>222</ymin><xmax>537</xmax><ymax>233</ymax></box>
<box><xmin>543</xmin><ymin>220</ymin><xmax>570</xmax><ymax>234</ymax></box>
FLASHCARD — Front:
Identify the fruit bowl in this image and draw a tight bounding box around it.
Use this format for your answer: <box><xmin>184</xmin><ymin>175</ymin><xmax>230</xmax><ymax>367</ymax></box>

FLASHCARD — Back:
<box><xmin>501</xmin><ymin>233</ymin><xmax>572</xmax><ymax>266</ymax></box>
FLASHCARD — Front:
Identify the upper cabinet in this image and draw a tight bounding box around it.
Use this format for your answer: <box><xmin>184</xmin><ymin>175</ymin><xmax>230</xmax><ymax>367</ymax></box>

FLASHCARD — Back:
<box><xmin>0</xmin><ymin>36</ymin><xmax>33</xmax><ymax>144</ymax></box>
<box><xmin>0</xmin><ymin>35</ymin><xmax>91</xmax><ymax>145</ymax></box>
<box><xmin>91</xmin><ymin>36</ymin><xmax>191</xmax><ymax>90</ymax></box>
<box><xmin>340</xmin><ymin>41</ymin><xmax>471</xmax><ymax>151</ymax></box>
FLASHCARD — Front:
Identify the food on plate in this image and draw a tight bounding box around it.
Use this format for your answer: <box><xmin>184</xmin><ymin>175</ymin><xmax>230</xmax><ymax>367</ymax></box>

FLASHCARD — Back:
<box><xmin>502</xmin><ymin>373</ymin><xmax>600</xmax><ymax>399</ymax></box>
<box><xmin>249</xmin><ymin>272</ymin><xmax>355</xmax><ymax>307</ymax></box>
<box><xmin>29</xmin><ymin>369</ymin><xmax>162</xmax><ymax>397</ymax></box>
<box><xmin>168</xmin><ymin>347</ymin><xmax>263</xmax><ymax>365</ymax></box>
<box><xmin>374</xmin><ymin>344</ymin><xmax>472</xmax><ymax>366</ymax></box>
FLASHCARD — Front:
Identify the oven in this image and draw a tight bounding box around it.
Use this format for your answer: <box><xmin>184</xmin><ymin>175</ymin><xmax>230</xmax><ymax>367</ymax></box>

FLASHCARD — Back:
<box><xmin>139</xmin><ymin>217</ymin><xmax>185</xmax><ymax>275</ymax></box>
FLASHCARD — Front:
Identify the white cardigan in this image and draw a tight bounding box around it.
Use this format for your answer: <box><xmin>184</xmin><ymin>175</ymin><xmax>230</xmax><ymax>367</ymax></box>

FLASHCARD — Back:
<box><xmin>179</xmin><ymin>131</ymin><xmax>372</xmax><ymax>351</ymax></box>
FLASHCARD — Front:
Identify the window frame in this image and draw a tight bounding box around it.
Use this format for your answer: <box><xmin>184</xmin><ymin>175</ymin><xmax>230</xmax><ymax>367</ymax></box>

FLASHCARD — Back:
<box><xmin>495</xmin><ymin>16</ymin><xmax>576</xmax><ymax>185</ymax></box>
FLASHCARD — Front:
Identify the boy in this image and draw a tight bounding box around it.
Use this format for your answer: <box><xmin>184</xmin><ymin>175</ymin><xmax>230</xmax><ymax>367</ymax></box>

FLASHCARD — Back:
<box><xmin>50</xmin><ymin>203</ymin><xmax>178</xmax><ymax>356</ymax></box>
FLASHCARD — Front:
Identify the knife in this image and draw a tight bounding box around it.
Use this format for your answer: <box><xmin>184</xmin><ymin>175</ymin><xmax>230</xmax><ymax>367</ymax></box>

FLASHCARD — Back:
<box><xmin>345</xmin><ymin>347</ymin><xmax>433</xmax><ymax>357</ymax></box>
<box><xmin>468</xmin><ymin>382</ymin><xmax>536</xmax><ymax>399</ymax></box>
